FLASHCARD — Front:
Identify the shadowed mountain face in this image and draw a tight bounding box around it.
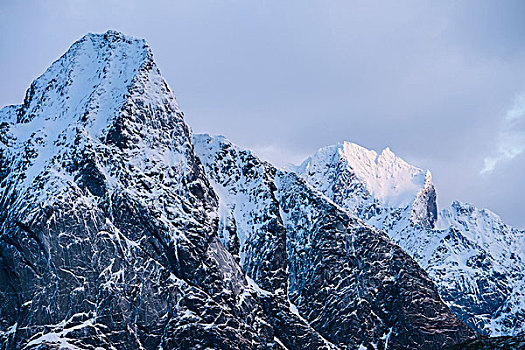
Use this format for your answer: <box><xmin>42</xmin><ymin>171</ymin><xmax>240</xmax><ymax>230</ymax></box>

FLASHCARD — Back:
<box><xmin>0</xmin><ymin>31</ymin><xmax>475</xmax><ymax>349</ymax></box>
<box><xmin>292</xmin><ymin>142</ymin><xmax>525</xmax><ymax>336</ymax></box>
<box><xmin>0</xmin><ymin>31</ymin><xmax>277</xmax><ymax>350</ymax></box>
<box><xmin>448</xmin><ymin>334</ymin><xmax>525</xmax><ymax>350</ymax></box>
<box><xmin>193</xmin><ymin>134</ymin><xmax>475</xmax><ymax>349</ymax></box>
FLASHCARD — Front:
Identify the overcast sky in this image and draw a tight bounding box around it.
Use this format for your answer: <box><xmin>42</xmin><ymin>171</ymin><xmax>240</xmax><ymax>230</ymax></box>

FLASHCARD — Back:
<box><xmin>1</xmin><ymin>0</ymin><xmax>524</xmax><ymax>228</ymax></box>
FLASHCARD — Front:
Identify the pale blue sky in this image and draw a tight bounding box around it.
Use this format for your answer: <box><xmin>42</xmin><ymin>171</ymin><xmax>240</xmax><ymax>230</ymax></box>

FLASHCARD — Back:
<box><xmin>1</xmin><ymin>0</ymin><xmax>524</xmax><ymax>227</ymax></box>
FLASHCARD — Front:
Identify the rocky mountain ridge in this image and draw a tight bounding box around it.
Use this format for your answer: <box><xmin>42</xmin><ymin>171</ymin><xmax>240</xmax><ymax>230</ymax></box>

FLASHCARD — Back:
<box><xmin>0</xmin><ymin>30</ymin><xmax>278</xmax><ymax>350</ymax></box>
<box><xmin>293</xmin><ymin>142</ymin><xmax>525</xmax><ymax>336</ymax></box>
<box><xmin>193</xmin><ymin>133</ymin><xmax>474</xmax><ymax>349</ymax></box>
<box><xmin>0</xmin><ymin>30</ymin><xmax>517</xmax><ymax>349</ymax></box>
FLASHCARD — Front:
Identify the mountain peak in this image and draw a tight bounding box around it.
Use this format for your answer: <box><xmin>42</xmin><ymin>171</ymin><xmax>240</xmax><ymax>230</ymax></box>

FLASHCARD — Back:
<box><xmin>296</xmin><ymin>141</ymin><xmax>431</xmax><ymax>208</ymax></box>
<box><xmin>0</xmin><ymin>32</ymin><xmax>280</xmax><ymax>350</ymax></box>
<box><xmin>0</xmin><ymin>30</ymin><xmax>182</xmax><ymax>194</ymax></box>
<box><xmin>14</xmin><ymin>29</ymin><xmax>153</xmax><ymax>124</ymax></box>
<box><xmin>381</xmin><ymin>146</ymin><xmax>394</xmax><ymax>157</ymax></box>
<box><xmin>294</xmin><ymin>139</ymin><xmax>525</xmax><ymax>336</ymax></box>
<box><xmin>85</xmin><ymin>29</ymin><xmax>142</xmax><ymax>42</ymax></box>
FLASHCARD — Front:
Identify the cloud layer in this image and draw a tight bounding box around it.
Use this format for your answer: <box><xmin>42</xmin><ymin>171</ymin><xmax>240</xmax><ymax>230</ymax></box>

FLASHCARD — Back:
<box><xmin>482</xmin><ymin>94</ymin><xmax>525</xmax><ymax>174</ymax></box>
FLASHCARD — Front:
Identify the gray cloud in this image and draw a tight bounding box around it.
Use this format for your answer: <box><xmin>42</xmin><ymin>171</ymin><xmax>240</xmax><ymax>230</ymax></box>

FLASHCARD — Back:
<box><xmin>1</xmin><ymin>0</ymin><xmax>524</xmax><ymax>227</ymax></box>
<box><xmin>482</xmin><ymin>94</ymin><xmax>525</xmax><ymax>174</ymax></box>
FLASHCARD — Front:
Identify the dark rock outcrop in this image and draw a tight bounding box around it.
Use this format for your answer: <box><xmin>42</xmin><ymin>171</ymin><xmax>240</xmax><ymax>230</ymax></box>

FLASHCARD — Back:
<box><xmin>0</xmin><ymin>30</ymin><xmax>478</xmax><ymax>349</ymax></box>
<box><xmin>448</xmin><ymin>334</ymin><xmax>525</xmax><ymax>350</ymax></box>
<box><xmin>194</xmin><ymin>134</ymin><xmax>476</xmax><ymax>349</ymax></box>
<box><xmin>0</xmin><ymin>31</ymin><xmax>276</xmax><ymax>350</ymax></box>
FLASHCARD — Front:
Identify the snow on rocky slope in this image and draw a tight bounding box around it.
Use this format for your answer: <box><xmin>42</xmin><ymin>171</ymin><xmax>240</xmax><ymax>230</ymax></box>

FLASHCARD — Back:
<box><xmin>0</xmin><ymin>29</ymin><xmax>494</xmax><ymax>349</ymax></box>
<box><xmin>194</xmin><ymin>134</ymin><xmax>474</xmax><ymax>349</ymax></box>
<box><xmin>0</xmin><ymin>31</ymin><xmax>283</xmax><ymax>350</ymax></box>
<box><xmin>293</xmin><ymin>142</ymin><xmax>525</xmax><ymax>336</ymax></box>
<box><xmin>291</xmin><ymin>141</ymin><xmax>437</xmax><ymax>230</ymax></box>
<box><xmin>450</xmin><ymin>333</ymin><xmax>525</xmax><ymax>350</ymax></box>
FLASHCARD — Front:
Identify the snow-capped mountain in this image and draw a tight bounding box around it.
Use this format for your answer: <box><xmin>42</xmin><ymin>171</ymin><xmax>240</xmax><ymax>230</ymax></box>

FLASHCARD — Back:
<box><xmin>293</xmin><ymin>142</ymin><xmax>525</xmax><ymax>336</ymax></box>
<box><xmin>193</xmin><ymin>134</ymin><xmax>474</xmax><ymax>349</ymax></box>
<box><xmin>0</xmin><ymin>31</ymin><xmax>280</xmax><ymax>350</ymax></box>
<box><xmin>0</xmin><ymin>31</ymin><xmax>479</xmax><ymax>350</ymax></box>
<box><xmin>291</xmin><ymin>141</ymin><xmax>437</xmax><ymax>230</ymax></box>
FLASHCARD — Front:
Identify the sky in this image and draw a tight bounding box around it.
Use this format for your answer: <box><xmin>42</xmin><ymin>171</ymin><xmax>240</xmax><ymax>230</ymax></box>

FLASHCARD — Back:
<box><xmin>1</xmin><ymin>0</ymin><xmax>524</xmax><ymax>228</ymax></box>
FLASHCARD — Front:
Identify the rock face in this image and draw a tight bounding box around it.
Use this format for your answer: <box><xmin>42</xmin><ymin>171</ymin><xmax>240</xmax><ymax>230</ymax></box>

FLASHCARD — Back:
<box><xmin>193</xmin><ymin>134</ymin><xmax>474</xmax><ymax>349</ymax></box>
<box><xmin>448</xmin><ymin>334</ymin><xmax>525</xmax><ymax>350</ymax></box>
<box><xmin>293</xmin><ymin>142</ymin><xmax>525</xmax><ymax>336</ymax></box>
<box><xmin>0</xmin><ymin>31</ymin><xmax>276</xmax><ymax>350</ymax></box>
<box><xmin>435</xmin><ymin>202</ymin><xmax>525</xmax><ymax>335</ymax></box>
<box><xmin>0</xmin><ymin>31</ymin><xmax>476</xmax><ymax>349</ymax></box>
<box><xmin>291</xmin><ymin>142</ymin><xmax>438</xmax><ymax>231</ymax></box>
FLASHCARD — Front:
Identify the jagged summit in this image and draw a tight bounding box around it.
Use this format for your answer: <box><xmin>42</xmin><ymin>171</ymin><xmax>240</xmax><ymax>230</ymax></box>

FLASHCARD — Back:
<box><xmin>438</xmin><ymin>200</ymin><xmax>525</xmax><ymax>262</ymax></box>
<box><xmin>293</xmin><ymin>139</ymin><xmax>525</xmax><ymax>336</ymax></box>
<box><xmin>293</xmin><ymin>141</ymin><xmax>438</xmax><ymax>229</ymax></box>
<box><xmin>294</xmin><ymin>141</ymin><xmax>431</xmax><ymax>208</ymax></box>
<box><xmin>3</xmin><ymin>30</ymin><xmax>171</xmax><ymax>155</ymax></box>
<box><xmin>14</xmin><ymin>30</ymin><xmax>154</xmax><ymax>125</ymax></box>
<box><xmin>0</xmin><ymin>30</ymin><xmax>185</xmax><ymax>196</ymax></box>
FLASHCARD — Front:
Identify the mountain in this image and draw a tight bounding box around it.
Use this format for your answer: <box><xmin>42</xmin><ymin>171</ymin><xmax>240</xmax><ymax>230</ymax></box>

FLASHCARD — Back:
<box><xmin>193</xmin><ymin>134</ymin><xmax>474</xmax><ymax>349</ymax></box>
<box><xmin>0</xmin><ymin>31</ymin><xmax>282</xmax><ymax>350</ymax></box>
<box><xmin>449</xmin><ymin>334</ymin><xmax>525</xmax><ymax>350</ymax></box>
<box><xmin>293</xmin><ymin>142</ymin><xmax>525</xmax><ymax>336</ymax></box>
<box><xmin>291</xmin><ymin>142</ymin><xmax>437</xmax><ymax>230</ymax></box>
<box><xmin>0</xmin><ymin>31</ymin><xmax>477</xmax><ymax>349</ymax></box>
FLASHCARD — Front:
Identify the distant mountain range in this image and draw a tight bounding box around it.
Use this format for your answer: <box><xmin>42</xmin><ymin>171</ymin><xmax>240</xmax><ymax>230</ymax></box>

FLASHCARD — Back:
<box><xmin>0</xmin><ymin>31</ymin><xmax>523</xmax><ymax>349</ymax></box>
<box><xmin>291</xmin><ymin>141</ymin><xmax>525</xmax><ymax>336</ymax></box>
